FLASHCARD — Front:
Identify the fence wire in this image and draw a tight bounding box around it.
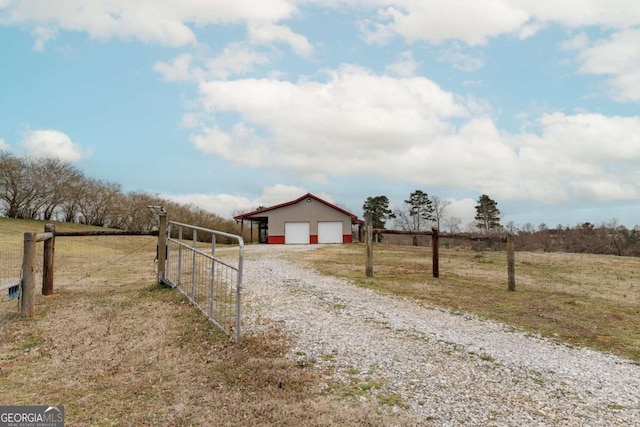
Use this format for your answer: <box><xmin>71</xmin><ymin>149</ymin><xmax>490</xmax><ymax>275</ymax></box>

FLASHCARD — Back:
<box><xmin>0</xmin><ymin>245</ymin><xmax>43</xmax><ymax>326</ymax></box>
<box><xmin>53</xmin><ymin>235</ymin><xmax>157</xmax><ymax>289</ymax></box>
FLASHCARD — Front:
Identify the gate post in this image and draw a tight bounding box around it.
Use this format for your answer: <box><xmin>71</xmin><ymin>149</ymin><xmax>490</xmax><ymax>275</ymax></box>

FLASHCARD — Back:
<box><xmin>21</xmin><ymin>232</ymin><xmax>36</xmax><ymax>317</ymax></box>
<box><xmin>158</xmin><ymin>211</ymin><xmax>167</xmax><ymax>283</ymax></box>
<box><xmin>43</xmin><ymin>223</ymin><xmax>55</xmax><ymax>295</ymax></box>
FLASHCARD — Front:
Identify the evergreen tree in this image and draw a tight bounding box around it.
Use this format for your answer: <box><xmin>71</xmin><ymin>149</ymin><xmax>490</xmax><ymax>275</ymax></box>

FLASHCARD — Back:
<box><xmin>475</xmin><ymin>194</ymin><xmax>501</xmax><ymax>232</ymax></box>
<box><xmin>405</xmin><ymin>190</ymin><xmax>435</xmax><ymax>229</ymax></box>
<box><xmin>363</xmin><ymin>195</ymin><xmax>395</xmax><ymax>229</ymax></box>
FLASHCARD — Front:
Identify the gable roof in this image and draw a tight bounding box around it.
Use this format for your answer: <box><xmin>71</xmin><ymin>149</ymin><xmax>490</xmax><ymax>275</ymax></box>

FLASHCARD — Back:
<box><xmin>234</xmin><ymin>193</ymin><xmax>359</xmax><ymax>222</ymax></box>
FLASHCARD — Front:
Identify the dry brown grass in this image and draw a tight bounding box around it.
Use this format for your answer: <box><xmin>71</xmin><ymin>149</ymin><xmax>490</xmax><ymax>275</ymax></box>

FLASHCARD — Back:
<box><xmin>296</xmin><ymin>243</ymin><xmax>640</xmax><ymax>362</ymax></box>
<box><xmin>0</xmin><ymin>219</ymin><xmax>423</xmax><ymax>426</ymax></box>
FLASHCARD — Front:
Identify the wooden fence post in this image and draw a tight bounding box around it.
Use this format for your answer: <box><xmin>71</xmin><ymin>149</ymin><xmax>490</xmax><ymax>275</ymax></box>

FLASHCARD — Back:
<box><xmin>365</xmin><ymin>214</ymin><xmax>373</xmax><ymax>277</ymax></box>
<box><xmin>507</xmin><ymin>233</ymin><xmax>516</xmax><ymax>291</ymax></box>
<box><xmin>432</xmin><ymin>227</ymin><xmax>439</xmax><ymax>278</ymax></box>
<box><xmin>157</xmin><ymin>211</ymin><xmax>167</xmax><ymax>283</ymax></box>
<box><xmin>21</xmin><ymin>232</ymin><xmax>36</xmax><ymax>317</ymax></box>
<box><xmin>42</xmin><ymin>223</ymin><xmax>55</xmax><ymax>296</ymax></box>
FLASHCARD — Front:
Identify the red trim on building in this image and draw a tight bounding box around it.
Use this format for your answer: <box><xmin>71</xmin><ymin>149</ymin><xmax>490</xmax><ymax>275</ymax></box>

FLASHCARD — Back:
<box><xmin>268</xmin><ymin>235</ymin><xmax>285</xmax><ymax>244</ymax></box>
<box><xmin>310</xmin><ymin>235</ymin><xmax>318</xmax><ymax>244</ymax></box>
<box><xmin>343</xmin><ymin>235</ymin><xmax>352</xmax><ymax>243</ymax></box>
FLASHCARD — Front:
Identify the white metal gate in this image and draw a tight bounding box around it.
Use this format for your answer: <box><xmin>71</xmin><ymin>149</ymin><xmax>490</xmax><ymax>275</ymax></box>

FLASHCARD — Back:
<box><xmin>163</xmin><ymin>221</ymin><xmax>244</xmax><ymax>343</ymax></box>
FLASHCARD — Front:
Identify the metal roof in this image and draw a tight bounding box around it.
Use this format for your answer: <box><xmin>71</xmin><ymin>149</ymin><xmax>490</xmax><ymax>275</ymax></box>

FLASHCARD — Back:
<box><xmin>233</xmin><ymin>193</ymin><xmax>360</xmax><ymax>222</ymax></box>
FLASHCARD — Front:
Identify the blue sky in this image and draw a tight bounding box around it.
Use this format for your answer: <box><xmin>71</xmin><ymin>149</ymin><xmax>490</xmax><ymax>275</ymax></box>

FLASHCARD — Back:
<box><xmin>1</xmin><ymin>1</ymin><xmax>639</xmax><ymax>230</ymax></box>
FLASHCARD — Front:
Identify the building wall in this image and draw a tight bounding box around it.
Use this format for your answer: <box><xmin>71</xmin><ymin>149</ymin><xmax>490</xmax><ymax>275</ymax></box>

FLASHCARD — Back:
<box><xmin>261</xmin><ymin>197</ymin><xmax>352</xmax><ymax>243</ymax></box>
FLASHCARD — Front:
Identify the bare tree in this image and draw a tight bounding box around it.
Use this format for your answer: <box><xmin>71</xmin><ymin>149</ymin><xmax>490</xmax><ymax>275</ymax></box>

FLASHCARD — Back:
<box><xmin>0</xmin><ymin>153</ymin><xmax>38</xmax><ymax>218</ymax></box>
<box><xmin>33</xmin><ymin>157</ymin><xmax>85</xmax><ymax>220</ymax></box>
<box><xmin>77</xmin><ymin>179</ymin><xmax>123</xmax><ymax>226</ymax></box>
<box><xmin>112</xmin><ymin>191</ymin><xmax>164</xmax><ymax>230</ymax></box>
<box><xmin>444</xmin><ymin>216</ymin><xmax>462</xmax><ymax>233</ymax></box>
<box><xmin>430</xmin><ymin>196</ymin><xmax>450</xmax><ymax>231</ymax></box>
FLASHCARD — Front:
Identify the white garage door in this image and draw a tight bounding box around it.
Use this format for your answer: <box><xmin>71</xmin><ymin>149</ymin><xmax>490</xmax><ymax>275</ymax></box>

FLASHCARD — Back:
<box><xmin>285</xmin><ymin>222</ymin><xmax>310</xmax><ymax>244</ymax></box>
<box><xmin>318</xmin><ymin>221</ymin><xmax>343</xmax><ymax>244</ymax></box>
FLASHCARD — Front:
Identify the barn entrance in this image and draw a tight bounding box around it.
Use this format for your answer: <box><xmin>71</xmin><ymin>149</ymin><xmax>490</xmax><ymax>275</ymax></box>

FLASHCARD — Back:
<box><xmin>258</xmin><ymin>221</ymin><xmax>268</xmax><ymax>244</ymax></box>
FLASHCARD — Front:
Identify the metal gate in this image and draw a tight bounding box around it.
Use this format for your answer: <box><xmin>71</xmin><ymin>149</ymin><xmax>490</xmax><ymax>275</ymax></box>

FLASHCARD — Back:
<box><xmin>162</xmin><ymin>221</ymin><xmax>244</xmax><ymax>343</ymax></box>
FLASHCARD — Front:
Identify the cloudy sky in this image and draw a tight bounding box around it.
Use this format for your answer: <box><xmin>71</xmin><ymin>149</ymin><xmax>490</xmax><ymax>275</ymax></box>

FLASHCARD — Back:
<box><xmin>1</xmin><ymin>0</ymin><xmax>639</xmax><ymax>229</ymax></box>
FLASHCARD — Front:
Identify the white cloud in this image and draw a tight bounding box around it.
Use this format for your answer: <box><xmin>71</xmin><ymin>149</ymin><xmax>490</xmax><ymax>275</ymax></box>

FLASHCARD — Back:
<box><xmin>153</xmin><ymin>53</ymin><xmax>199</xmax><ymax>82</ymax></box>
<box><xmin>31</xmin><ymin>26</ymin><xmax>56</xmax><ymax>51</ymax></box>
<box><xmin>205</xmin><ymin>43</ymin><xmax>271</xmax><ymax>79</ymax></box>
<box><xmin>361</xmin><ymin>1</ymin><xmax>530</xmax><ymax>46</ymax></box>
<box><xmin>163</xmin><ymin>192</ymin><xmax>253</xmax><ymax>219</ymax></box>
<box><xmin>565</xmin><ymin>28</ymin><xmax>640</xmax><ymax>101</ymax></box>
<box><xmin>386</xmin><ymin>50</ymin><xmax>419</xmax><ymax>77</ymax></box>
<box><xmin>186</xmin><ymin>65</ymin><xmax>639</xmax><ymax>205</ymax></box>
<box><xmin>0</xmin><ymin>138</ymin><xmax>9</xmax><ymax>150</ymax></box>
<box><xmin>22</xmin><ymin>129</ymin><xmax>91</xmax><ymax>162</ymax></box>
<box><xmin>193</xmin><ymin>65</ymin><xmax>468</xmax><ymax>177</ymax></box>
<box><xmin>153</xmin><ymin>44</ymin><xmax>271</xmax><ymax>82</ymax></box>
<box><xmin>247</xmin><ymin>22</ymin><xmax>314</xmax><ymax>58</ymax></box>
<box><xmin>352</xmin><ymin>1</ymin><xmax>640</xmax><ymax>47</ymax></box>
<box><xmin>256</xmin><ymin>184</ymin><xmax>320</xmax><ymax>207</ymax></box>
<box><xmin>3</xmin><ymin>0</ymin><xmax>298</xmax><ymax>47</ymax></box>
<box><xmin>517</xmin><ymin>0</ymin><xmax>640</xmax><ymax>29</ymax></box>
<box><xmin>437</xmin><ymin>43</ymin><xmax>484</xmax><ymax>72</ymax></box>
<box><xmin>445</xmin><ymin>198</ymin><xmax>476</xmax><ymax>230</ymax></box>
<box><xmin>509</xmin><ymin>112</ymin><xmax>640</xmax><ymax>201</ymax></box>
<box><xmin>163</xmin><ymin>184</ymin><xmax>329</xmax><ymax>218</ymax></box>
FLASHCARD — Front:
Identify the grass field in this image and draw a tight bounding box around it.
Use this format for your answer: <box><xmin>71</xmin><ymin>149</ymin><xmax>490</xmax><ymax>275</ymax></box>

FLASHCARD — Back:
<box><xmin>297</xmin><ymin>243</ymin><xmax>640</xmax><ymax>362</ymax></box>
<box><xmin>0</xmin><ymin>219</ymin><xmax>420</xmax><ymax>426</ymax></box>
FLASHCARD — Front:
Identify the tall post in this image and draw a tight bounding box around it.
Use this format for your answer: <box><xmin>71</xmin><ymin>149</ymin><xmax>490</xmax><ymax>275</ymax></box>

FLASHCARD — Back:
<box><xmin>507</xmin><ymin>233</ymin><xmax>516</xmax><ymax>291</ymax></box>
<box><xmin>365</xmin><ymin>214</ymin><xmax>373</xmax><ymax>277</ymax></box>
<box><xmin>432</xmin><ymin>227</ymin><xmax>439</xmax><ymax>278</ymax></box>
<box><xmin>42</xmin><ymin>223</ymin><xmax>55</xmax><ymax>295</ymax></box>
<box><xmin>21</xmin><ymin>232</ymin><xmax>36</xmax><ymax>317</ymax></box>
<box><xmin>157</xmin><ymin>211</ymin><xmax>167</xmax><ymax>283</ymax></box>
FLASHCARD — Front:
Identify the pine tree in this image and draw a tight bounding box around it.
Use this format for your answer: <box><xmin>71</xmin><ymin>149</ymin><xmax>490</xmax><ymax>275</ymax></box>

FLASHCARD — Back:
<box><xmin>475</xmin><ymin>194</ymin><xmax>501</xmax><ymax>232</ymax></box>
<box><xmin>363</xmin><ymin>195</ymin><xmax>395</xmax><ymax>229</ymax></box>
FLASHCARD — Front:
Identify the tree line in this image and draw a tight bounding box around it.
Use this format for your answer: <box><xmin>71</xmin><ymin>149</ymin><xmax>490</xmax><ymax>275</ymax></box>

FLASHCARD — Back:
<box><xmin>363</xmin><ymin>192</ymin><xmax>502</xmax><ymax>235</ymax></box>
<box><xmin>363</xmin><ymin>190</ymin><xmax>640</xmax><ymax>256</ymax></box>
<box><xmin>0</xmin><ymin>152</ymin><xmax>240</xmax><ymax>237</ymax></box>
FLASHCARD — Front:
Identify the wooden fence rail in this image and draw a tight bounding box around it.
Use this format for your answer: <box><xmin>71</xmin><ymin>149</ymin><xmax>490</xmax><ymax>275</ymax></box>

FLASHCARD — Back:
<box><xmin>18</xmin><ymin>224</ymin><xmax>162</xmax><ymax>318</ymax></box>
<box><xmin>365</xmin><ymin>226</ymin><xmax>516</xmax><ymax>291</ymax></box>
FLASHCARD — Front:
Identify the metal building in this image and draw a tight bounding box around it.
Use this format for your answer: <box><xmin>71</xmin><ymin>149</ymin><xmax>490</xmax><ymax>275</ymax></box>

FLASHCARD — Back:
<box><xmin>234</xmin><ymin>193</ymin><xmax>361</xmax><ymax>244</ymax></box>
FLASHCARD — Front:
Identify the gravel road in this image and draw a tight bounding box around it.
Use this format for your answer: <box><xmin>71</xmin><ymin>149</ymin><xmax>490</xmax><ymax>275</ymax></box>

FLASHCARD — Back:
<box><xmin>241</xmin><ymin>245</ymin><xmax>640</xmax><ymax>426</ymax></box>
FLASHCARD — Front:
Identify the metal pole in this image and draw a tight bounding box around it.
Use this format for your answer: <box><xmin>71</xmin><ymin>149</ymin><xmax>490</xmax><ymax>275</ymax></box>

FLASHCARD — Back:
<box><xmin>157</xmin><ymin>212</ymin><xmax>167</xmax><ymax>283</ymax></box>
<box><xmin>236</xmin><ymin>239</ymin><xmax>244</xmax><ymax>344</ymax></box>
<box><xmin>191</xmin><ymin>230</ymin><xmax>197</xmax><ymax>299</ymax></box>
<box><xmin>177</xmin><ymin>226</ymin><xmax>183</xmax><ymax>285</ymax></box>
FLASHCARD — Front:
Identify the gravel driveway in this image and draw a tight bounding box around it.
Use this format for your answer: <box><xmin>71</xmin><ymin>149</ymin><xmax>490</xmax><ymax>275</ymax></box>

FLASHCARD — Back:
<box><xmin>241</xmin><ymin>245</ymin><xmax>640</xmax><ymax>426</ymax></box>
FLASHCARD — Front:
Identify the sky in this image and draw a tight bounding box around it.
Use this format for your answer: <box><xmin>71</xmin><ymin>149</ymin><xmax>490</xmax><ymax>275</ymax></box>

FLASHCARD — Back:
<box><xmin>1</xmin><ymin>0</ymin><xmax>639</xmax><ymax>230</ymax></box>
